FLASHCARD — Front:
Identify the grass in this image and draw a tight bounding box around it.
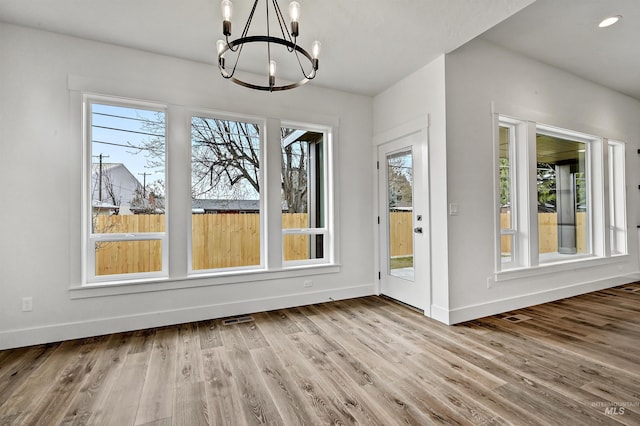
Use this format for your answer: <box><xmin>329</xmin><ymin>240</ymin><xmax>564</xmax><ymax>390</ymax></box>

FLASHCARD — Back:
<box><xmin>390</xmin><ymin>256</ymin><xmax>413</xmax><ymax>269</ymax></box>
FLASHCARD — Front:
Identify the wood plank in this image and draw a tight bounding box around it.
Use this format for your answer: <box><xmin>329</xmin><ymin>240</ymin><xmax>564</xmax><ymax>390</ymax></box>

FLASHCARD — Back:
<box><xmin>172</xmin><ymin>382</ymin><xmax>208</xmax><ymax>426</ymax></box>
<box><xmin>196</xmin><ymin>319</ymin><xmax>223</xmax><ymax>350</ymax></box>
<box><xmin>59</xmin><ymin>333</ymin><xmax>133</xmax><ymax>425</ymax></box>
<box><xmin>201</xmin><ymin>347</ymin><xmax>247</xmax><ymax>426</ymax></box>
<box><xmin>0</xmin><ymin>344</ymin><xmax>58</xmax><ymax>408</ymax></box>
<box><xmin>135</xmin><ymin>327</ymin><xmax>178</xmax><ymax>425</ymax></box>
<box><xmin>0</xmin><ymin>341</ymin><xmax>82</xmax><ymax>421</ymax></box>
<box><xmin>94</xmin><ymin>351</ymin><xmax>149</xmax><ymax>426</ymax></box>
<box><xmin>218</xmin><ymin>324</ymin><xmax>283</xmax><ymax>425</ymax></box>
<box><xmin>18</xmin><ymin>336</ymin><xmax>105</xmax><ymax>425</ymax></box>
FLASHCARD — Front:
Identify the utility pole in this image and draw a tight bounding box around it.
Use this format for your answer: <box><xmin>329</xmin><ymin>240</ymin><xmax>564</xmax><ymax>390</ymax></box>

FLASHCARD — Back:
<box><xmin>138</xmin><ymin>172</ymin><xmax>151</xmax><ymax>199</ymax></box>
<box><xmin>92</xmin><ymin>154</ymin><xmax>110</xmax><ymax>202</ymax></box>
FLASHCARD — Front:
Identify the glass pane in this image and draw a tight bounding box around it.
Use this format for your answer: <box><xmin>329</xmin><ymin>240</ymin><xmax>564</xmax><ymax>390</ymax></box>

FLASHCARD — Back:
<box><xmin>283</xmin><ymin>234</ymin><xmax>324</xmax><ymax>261</ymax></box>
<box><xmin>191</xmin><ymin>117</ymin><xmax>261</xmax><ymax>270</ymax></box>
<box><xmin>536</xmin><ymin>132</ymin><xmax>588</xmax><ymax>262</ymax></box>
<box><xmin>500</xmin><ymin>234</ymin><xmax>513</xmax><ymax>263</ymax></box>
<box><xmin>191</xmin><ymin>213</ymin><xmax>260</xmax><ymax>269</ymax></box>
<box><xmin>387</xmin><ymin>150</ymin><xmax>414</xmax><ymax>280</ymax></box>
<box><xmin>281</xmin><ymin>127</ymin><xmax>325</xmax><ymax>261</ymax></box>
<box><xmin>499</xmin><ymin>126</ymin><xmax>513</xmax><ymax>231</ymax></box>
<box><xmin>91</xmin><ymin>103</ymin><xmax>165</xmax><ymax>233</ymax></box>
<box><xmin>281</xmin><ymin>128</ymin><xmax>324</xmax><ymax>226</ymax></box>
<box><xmin>95</xmin><ymin>240</ymin><xmax>162</xmax><ymax>276</ymax></box>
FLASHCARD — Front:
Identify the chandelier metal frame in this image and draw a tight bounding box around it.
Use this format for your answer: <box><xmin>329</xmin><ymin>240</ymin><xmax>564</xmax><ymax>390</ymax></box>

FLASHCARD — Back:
<box><xmin>217</xmin><ymin>0</ymin><xmax>320</xmax><ymax>92</ymax></box>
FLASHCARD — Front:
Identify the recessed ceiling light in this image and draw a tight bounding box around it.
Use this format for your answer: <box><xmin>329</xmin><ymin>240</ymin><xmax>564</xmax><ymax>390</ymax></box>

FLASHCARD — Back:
<box><xmin>598</xmin><ymin>15</ymin><xmax>622</xmax><ymax>28</ymax></box>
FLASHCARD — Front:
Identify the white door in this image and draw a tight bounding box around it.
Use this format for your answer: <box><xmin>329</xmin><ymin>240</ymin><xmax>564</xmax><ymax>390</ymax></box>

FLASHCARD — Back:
<box><xmin>378</xmin><ymin>131</ymin><xmax>430</xmax><ymax>313</ymax></box>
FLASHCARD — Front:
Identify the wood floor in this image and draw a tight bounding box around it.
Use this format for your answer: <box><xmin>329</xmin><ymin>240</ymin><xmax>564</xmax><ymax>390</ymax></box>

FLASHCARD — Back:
<box><xmin>1</xmin><ymin>284</ymin><xmax>639</xmax><ymax>425</ymax></box>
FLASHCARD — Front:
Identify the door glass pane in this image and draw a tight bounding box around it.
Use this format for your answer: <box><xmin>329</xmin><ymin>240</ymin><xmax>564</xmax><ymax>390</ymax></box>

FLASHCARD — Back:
<box><xmin>536</xmin><ymin>132</ymin><xmax>589</xmax><ymax>262</ymax></box>
<box><xmin>387</xmin><ymin>150</ymin><xmax>414</xmax><ymax>280</ymax></box>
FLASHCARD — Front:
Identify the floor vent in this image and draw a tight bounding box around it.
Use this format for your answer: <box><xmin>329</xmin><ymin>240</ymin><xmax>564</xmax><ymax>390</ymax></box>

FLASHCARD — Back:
<box><xmin>621</xmin><ymin>287</ymin><xmax>640</xmax><ymax>293</ymax></box>
<box><xmin>502</xmin><ymin>314</ymin><xmax>532</xmax><ymax>323</ymax></box>
<box><xmin>222</xmin><ymin>315</ymin><xmax>255</xmax><ymax>325</ymax></box>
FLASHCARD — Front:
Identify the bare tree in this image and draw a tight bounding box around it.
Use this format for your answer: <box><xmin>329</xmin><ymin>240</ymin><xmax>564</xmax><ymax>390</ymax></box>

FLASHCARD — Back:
<box><xmin>137</xmin><ymin>115</ymin><xmax>311</xmax><ymax>206</ymax></box>
<box><xmin>281</xmin><ymin>128</ymin><xmax>308</xmax><ymax>213</ymax></box>
<box><xmin>191</xmin><ymin>118</ymin><xmax>260</xmax><ymax>199</ymax></box>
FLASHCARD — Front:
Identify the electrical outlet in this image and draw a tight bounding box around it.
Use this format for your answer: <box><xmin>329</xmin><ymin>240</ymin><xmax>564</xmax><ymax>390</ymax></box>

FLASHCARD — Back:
<box><xmin>303</xmin><ymin>280</ymin><xmax>313</xmax><ymax>288</ymax></box>
<box><xmin>22</xmin><ymin>297</ymin><xmax>33</xmax><ymax>312</ymax></box>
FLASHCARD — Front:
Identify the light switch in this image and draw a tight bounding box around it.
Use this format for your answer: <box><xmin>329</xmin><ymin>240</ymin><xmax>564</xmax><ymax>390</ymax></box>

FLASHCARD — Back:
<box><xmin>449</xmin><ymin>203</ymin><xmax>458</xmax><ymax>216</ymax></box>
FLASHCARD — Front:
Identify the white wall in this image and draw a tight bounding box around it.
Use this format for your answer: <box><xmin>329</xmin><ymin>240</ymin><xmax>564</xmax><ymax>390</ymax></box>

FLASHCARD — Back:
<box><xmin>0</xmin><ymin>23</ymin><xmax>374</xmax><ymax>350</ymax></box>
<box><xmin>444</xmin><ymin>38</ymin><xmax>640</xmax><ymax>323</ymax></box>
<box><xmin>373</xmin><ymin>56</ymin><xmax>450</xmax><ymax>321</ymax></box>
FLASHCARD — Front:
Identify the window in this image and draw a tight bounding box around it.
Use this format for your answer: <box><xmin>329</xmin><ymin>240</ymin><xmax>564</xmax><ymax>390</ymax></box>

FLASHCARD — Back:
<box><xmin>85</xmin><ymin>97</ymin><xmax>167</xmax><ymax>282</ymax></box>
<box><xmin>608</xmin><ymin>141</ymin><xmax>627</xmax><ymax>255</ymax></box>
<box><xmin>499</xmin><ymin>124</ymin><xmax>516</xmax><ymax>266</ymax></box>
<box><xmin>281</xmin><ymin>125</ymin><xmax>329</xmax><ymax>264</ymax></box>
<box><xmin>496</xmin><ymin>115</ymin><xmax>624</xmax><ymax>273</ymax></box>
<box><xmin>82</xmin><ymin>94</ymin><xmax>336</xmax><ymax>287</ymax></box>
<box><xmin>190</xmin><ymin>115</ymin><xmax>263</xmax><ymax>272</ymax></box>
<box><xmin>536</xmin><ymin>126</ymin><xmax>590</xmax><ymax>263</ymax></box>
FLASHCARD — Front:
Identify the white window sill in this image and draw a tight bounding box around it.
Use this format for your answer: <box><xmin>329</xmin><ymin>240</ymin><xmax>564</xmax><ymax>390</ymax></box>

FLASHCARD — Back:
<box><xmin>494</xmin><ymin>254</ymin><xmax>629</xmax><ymax>284</ymax></box>
<box><xmin>69</xmin><ymin>264</ymin><xmax>341</xmax><ymax>299</ymax></box>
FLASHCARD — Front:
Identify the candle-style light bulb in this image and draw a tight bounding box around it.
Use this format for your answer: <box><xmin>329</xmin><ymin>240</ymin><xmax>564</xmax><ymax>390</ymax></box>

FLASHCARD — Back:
<box><xmin>289</xmin><ymin>2</ymin><xmax>300</xmax><ymax>37</ymax></box>
<box><xmin>289</xmin><ymin>2</ymin><xmax>300</xmax><ymax>21</ymax></box>
<box><xmin>311</xmin><ymin>41</ymin><xmax>320</xmax><ymax>71</ymax></box>
<box><xmin>311</xmin><ymin>40</ymin><xmax>321</xmax><ymax>59</ymax></box>
<box><xmin>216</xmin><ymin>40</ymin><xmax>226</xmax><ymax>55</ymax></box>
<box><xmin>269</xmin><ymin>60</ymin><xmax>276</xmax><ymax>88</ymax></box>
<box><xmin>216</xmin><ymin>40</ymin><xmax>226</xmax><ymax>68</ymax></box>
<box><xmin>221</xmin><ymin>0</ymin><xmax>233</xmax><ymax>20</ymax></box>
<box><xmin>221</xmin><ymin>0</ymin><xmax>233</xmax><ymax>36</ymax></box>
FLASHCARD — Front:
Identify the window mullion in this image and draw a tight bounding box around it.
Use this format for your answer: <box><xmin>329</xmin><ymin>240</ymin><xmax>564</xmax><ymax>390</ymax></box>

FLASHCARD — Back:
<box><xmin>524</xmin><ymin>121</ymin><xmax>539</xmax><ymax>267</ymax></box>
<box><xmin>266</xmin><ymin>118</ymin><xmax>283</xmax><ymax>270</ymax></box>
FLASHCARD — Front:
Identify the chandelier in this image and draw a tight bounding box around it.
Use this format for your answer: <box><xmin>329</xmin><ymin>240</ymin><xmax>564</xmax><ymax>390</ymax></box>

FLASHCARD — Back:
<box><xmin>216</xmin><ymin>0</ymin><xmax>321</xmax><ymax>91</ymax></box>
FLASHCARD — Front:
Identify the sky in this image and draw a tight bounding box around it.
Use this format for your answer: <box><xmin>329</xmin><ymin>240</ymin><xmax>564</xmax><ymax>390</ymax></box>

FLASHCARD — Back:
<box><xmin>91</xmin><ymin>103</ymin><xmax>165</xmax><ymax>192</ymax></box>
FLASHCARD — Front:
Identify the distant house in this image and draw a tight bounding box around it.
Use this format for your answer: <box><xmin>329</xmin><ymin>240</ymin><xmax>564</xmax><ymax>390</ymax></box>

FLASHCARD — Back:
<box><xmin>92</xmin><ymin>163</ymin><xmax>160</xmax><ymax>215</ymax></box>
<box><xmin>191</xmin><ymin>199</ymin><xmax>293</xmax><ymax>214</ymax></box>
<box><xmin>192</xmin><ymin>199</ymin><xmax>260</xmax><ymax>214</ymax></box>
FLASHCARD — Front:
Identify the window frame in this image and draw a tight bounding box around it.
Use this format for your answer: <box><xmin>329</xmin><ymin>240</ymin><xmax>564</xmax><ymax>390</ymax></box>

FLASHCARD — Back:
<box><xmin>535</xmin><ymin>123</ymin><xmax>595</xmax><ymax>264</ymax></box>
<box><xmin>495</xmin><ymin>114</ymin><xmax>624</xmax><ymax>275</ymax></box>
<box><xmin>83</xmin><ymin>94</ymin><xmax>169</xmax><ymax>284</ymax></box>
<box><xmin>608</xmin><ymin>140</ymin><xmax>627</xmax><ymax>256</ymax></box>
<box><xmin>497</xmin><ymin>120</ymin><xmax>518</xmax><ymax>270</ymax></box>
<box><xmin>281</xmin><ymin>121</ymin><xmax>333</xmax><ymax>267</ymax></box>
<box><xmin>187</xmin><ymin>111</ymin><xmax>267</xmax><ymax>276</ymax></box>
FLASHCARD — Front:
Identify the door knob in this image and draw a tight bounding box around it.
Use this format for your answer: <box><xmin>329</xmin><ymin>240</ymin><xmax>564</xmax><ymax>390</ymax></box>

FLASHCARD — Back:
<box><xmin>414</xmin><ymin>227</ymin><xmax>423</xmax><ymax>234</ymax></box>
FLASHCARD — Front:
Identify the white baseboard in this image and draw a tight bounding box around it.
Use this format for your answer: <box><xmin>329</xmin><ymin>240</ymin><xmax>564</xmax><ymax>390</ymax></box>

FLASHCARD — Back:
<box><xmin>430</xmin><ymin>304</ymin><xmax>450</xmax><ymax>324</ymax></box>
<box><xmin>440</xmin><ymin>274</ymin><xmax>640</xmax><ymax>325</ymax></box>
<box><xmin>0</xmin><ymin>284</ymin><xmax>375</xmax><ymax>350</ymax></box>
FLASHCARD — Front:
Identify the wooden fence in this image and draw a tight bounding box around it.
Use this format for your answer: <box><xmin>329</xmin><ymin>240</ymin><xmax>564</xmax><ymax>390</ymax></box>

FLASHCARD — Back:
<box><xmin>389</xmin><ymin>212</ymin><xmax>413</xmax><ymax>257</ymax></box>
<box><xmin>501</xmin><ymin>212</ymin><xmax>587</xmax><ymax>255</ymax></box>
<box><xmin>94</xmin><ymin>213</ymin><xmax>309</xmax><ymax>275</ymax></box>
<box><xmin>94</xmin><ymin>212</ymin><xmax>588</xmax><ymax>275</ymax></box>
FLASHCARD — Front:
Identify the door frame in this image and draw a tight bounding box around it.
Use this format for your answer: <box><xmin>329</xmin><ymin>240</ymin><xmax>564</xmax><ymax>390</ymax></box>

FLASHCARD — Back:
<box><xmin>373</xmin><ymin>116</ymin><xmax>431</xmax><ymax>316</ymax></box>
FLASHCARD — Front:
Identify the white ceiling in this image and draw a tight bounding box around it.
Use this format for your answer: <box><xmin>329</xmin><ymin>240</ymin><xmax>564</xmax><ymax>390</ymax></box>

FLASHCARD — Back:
<box><xmin>0</xmin><ymin>0</ymin><xmax>533</xmax><ymax>96</ymax></box>
<box><xmin>481</xmin><ymin>0</ymin><xmax>640</xmax><ymax>101</ymax></box>
<box><xmin>0</xmin><ymin>0</ymin><xmax>637</xmax><ymax>100</ymax></box>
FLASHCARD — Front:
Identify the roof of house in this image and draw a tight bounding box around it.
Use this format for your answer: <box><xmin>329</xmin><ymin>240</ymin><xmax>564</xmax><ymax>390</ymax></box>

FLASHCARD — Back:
<box><xmin>192</xmin><ymin>199</ymin><xmax>260</xmax><ymax>212</ymax></box>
